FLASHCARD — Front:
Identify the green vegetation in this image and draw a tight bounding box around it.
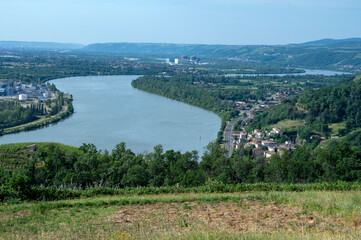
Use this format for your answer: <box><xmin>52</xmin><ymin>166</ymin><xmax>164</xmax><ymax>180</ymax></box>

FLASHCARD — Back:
<box><xmin>0</xmin><ymin>140</ymin><xmax>360</xmax><ymax>202</ymax></box>
<box><xmin>0</xmin><ymin>47</ymin><xmax>354</xmax><ymax>134</ymax></box>
<box><xmin>1</xmin><ymin>191</ymin><xmax>360</xmax><ymax>239</ymax></box>
<box><xmin>249</xmin><ymin>76</ymin><xmax>361</xmax><ymax>142</ymax></box>
<box><xmin>132</xmin><ymin>75</ymin><xmax>243</xmax><ymax>116</ymax></box>
<box><xmin>0</xmin><ymin>86</ymin><xmax>73</xmax><ymax>136</ymax></box>
<box><xmin>268</xmin><ymin>119</ymin><xmax>306</xmax><ymax>130</ymax></box>
<box><xmin>0</xmin><ymin>50</ymin><xmax>175</xmax><ymax>84</ymax></box>
<box><xmin>298</xmin><ymin>80</ymin><xmax>361</xmax><ymax>134</ymax></box>
<box><xmin>132</xmin><ymin>74</ymin><xmax>350</xmax><ymax>144</ymax></box>
<box><xmin>0</xmin><ymin>101</ymin><xmax>38</xmax><ymax>129</ymax></box>
<box><xmin>1</xmin><ymin>42</ymin><xmax>361</xmax><ymax>239</ymax></box>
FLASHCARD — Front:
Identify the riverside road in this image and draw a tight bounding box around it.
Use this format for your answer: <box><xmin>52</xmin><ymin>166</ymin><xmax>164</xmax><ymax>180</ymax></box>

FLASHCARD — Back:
<box><xmin>224</xmin><ymin>115</ymin><xmax>242</xmax><ymax>157</ymax></box>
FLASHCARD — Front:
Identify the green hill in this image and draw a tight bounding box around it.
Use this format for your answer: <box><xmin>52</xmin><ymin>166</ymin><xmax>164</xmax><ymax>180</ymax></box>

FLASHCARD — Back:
<box><xmin>0</xmin><ymin>142</ymin><xmax>80</xmax><ymax>171</ymax></box>
<box><xmin>250</xmin><ymin>75</ymin><xmax>361</xmax><ymax>145</ymax></box>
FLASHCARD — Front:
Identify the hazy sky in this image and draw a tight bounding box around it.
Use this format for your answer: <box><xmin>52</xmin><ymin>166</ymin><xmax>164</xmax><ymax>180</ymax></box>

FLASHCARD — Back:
<box><xmin>1</xmin><ymin>0</ymin><xmax>360</xmax><ymax>45</ymax></box>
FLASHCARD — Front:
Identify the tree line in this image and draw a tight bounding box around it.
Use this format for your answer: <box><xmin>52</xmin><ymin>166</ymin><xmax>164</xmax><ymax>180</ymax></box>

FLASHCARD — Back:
<box><xmin>0</xmin><ymin>140</ymin><xmax>360</xmax><ymax>201</ymax></box>
<box><xmin>0</xmin><ymin>101</ymin><xmax>38</xmax><ymax>129</ymax></box>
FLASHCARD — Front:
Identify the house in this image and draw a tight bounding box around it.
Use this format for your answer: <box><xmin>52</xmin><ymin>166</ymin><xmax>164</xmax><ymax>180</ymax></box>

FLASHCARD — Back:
<box><xmin>310</xmin><ymin>135</ymin><xmax>320</xmax><ymax>140</ymax></box>
<box><xmin>268</xmin><ymin>146</ymin><xmax>277</xmax><ymax>152</ymax></box>
<box><xmin>269</xmin><ymin>127</ymin><xmax>283</xmax><ymax>136</ymax></box>
<box><xmin>244</xmin><ymin>143</ymin><xmax>253</xmax><ymax>149</ymax></box>
<box><xmin>232</xmin><ymin>131</ymin><xmax>242</xmax><ymax>139</ymax></box>
<box><xmin>253</xmin><ymin>148</ymin><xmax>265</xmax><ymax>157</ymax></box>
<box><xmin>239</xmin><ymin>138</ymin><xmax>248</xmax><ymax>143</ymax></box>
<box><xmin>254</xmin><ymin>129</ymin><xmax>265</xmax><ymax>138</ymax></box>
<box><xmin>264</xmin><ymin>151</ymin><xmax>276</xmax><ymax>158</ymax></box>
<box><xmin>240</xmin><ymin>131</ymin><xmax>248</xmax><ymax>139</ymax></box>
<box><xmin>252</xmin><ymin>139</ymin><xmax>262</xmax><ymax>148</ymax></box>
<box><xmin>261</xmin><ymin>140</ymin><xmax>277</xmax><ymax>148</ymax></box>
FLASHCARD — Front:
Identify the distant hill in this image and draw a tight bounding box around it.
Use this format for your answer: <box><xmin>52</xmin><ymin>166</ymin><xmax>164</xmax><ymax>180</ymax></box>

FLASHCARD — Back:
<box><xmin>2</xmin><ymin>39</ymin><xmax>361</xmax><ymax>71</ymax></box>
<box><xmin>83</xmin><ymin>40</ymin><xmax>361</xmax><ymax>71</ymax></box>
<box><xmin>83</xmin><ymin>42</ymin><xmax>258</xmax><ymax>57</ymax></box>
<box><xmin>297</xmin><ymin>38</ymin><xmax>361</xmax><ymax>46</ymax></box>
<box><xmin>0</xmin><ymin>41</ymin><xmax>84</xmax><ymax>50</ymax></box>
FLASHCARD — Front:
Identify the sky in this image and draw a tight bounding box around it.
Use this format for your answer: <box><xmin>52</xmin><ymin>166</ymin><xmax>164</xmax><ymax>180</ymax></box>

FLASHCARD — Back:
<box><xmin>0</xmin><ymin>0</ymin><xmax>360</xmax><ymax>45</ymax></box>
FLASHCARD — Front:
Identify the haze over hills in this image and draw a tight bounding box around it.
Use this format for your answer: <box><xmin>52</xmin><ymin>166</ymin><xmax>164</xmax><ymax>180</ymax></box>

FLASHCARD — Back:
<box><xmin>1</xmin><ymin>38</ymin><xmax>361</xmax><ymax>71</ymax></box>
<box><xmin>1</xmin><ymin>38</ymin><xmax>361</xmax><ymax>51</ymax></box>
<box><xmin>0</xmin><ymin>41</ymin><xmax>84</xmax><ymax>50</ymax></box>
<box><xmin>296</xmin><ymin>38</ymin><xmax>361</xmax><ymax>46</ymax></box>
<box><xmin>81</xmin><ymin>39</ymin><xmax>361</xmax><ymax>71</ymax></box>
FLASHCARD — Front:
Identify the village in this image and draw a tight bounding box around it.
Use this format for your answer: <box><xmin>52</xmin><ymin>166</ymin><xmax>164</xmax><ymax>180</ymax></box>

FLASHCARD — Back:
<box><xmin>231</xmin><ymin>126</ymin><xmax>296</xmax><ymax>158</ymax></box>
<box><xmin>229</xmin><ymin>90</ymin><xmax>298</xmax><ymax>159</ymax></box>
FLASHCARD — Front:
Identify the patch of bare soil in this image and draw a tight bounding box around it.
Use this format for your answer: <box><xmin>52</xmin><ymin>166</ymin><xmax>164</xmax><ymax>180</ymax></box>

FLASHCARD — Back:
<box><xmin>0</xmin><ymin>211</ymin><xmax>31</xmax><ymax>222</ymax></box>
<box><xmin>110</xmin><ymin>199</ymin><xmax>346</xmax><ymax>234</ymax></box>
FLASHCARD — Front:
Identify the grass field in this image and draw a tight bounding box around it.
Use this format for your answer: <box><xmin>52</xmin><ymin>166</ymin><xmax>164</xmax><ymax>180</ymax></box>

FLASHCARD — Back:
<box><xmin>328</xmin><ymin>122</ymin><xmax>346</xmax><ymax>136</ymax></box>
<box><xmin>1</xmin><ymin>191</ymin><xmax>360</xmax><ymax>239</ymax></box>
<box><xmin>318</xmin><ymin>128</ymin><xmax>361</xmax><ymax>149</ymax></box>
<box><xmin>267</xmin><ymin>119</ymin><xmax>306</xmax><ymax>130</ymax></box>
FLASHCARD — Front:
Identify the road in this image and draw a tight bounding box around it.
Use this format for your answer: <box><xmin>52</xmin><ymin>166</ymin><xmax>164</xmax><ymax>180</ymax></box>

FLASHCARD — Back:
<box><xmin>224</xmin><ymin>115</ymin><xmax>243</xmax><ymax>157</ymax></box>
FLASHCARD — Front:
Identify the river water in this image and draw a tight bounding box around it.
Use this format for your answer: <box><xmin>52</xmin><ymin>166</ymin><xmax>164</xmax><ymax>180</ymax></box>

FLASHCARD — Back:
<box><xmin>0</xmin><ymin>70</ymin><xmax>351</xmax><ymax>155</ymax></box>
<box><xmin>0</xmin><ymin>75</ymin><xmax>221</xmax><ymax>156</ymax></box>
<box><xmin>225</xmin><ymin>69</ymin><xmax>351</xmax><ymax>77</ymax></box>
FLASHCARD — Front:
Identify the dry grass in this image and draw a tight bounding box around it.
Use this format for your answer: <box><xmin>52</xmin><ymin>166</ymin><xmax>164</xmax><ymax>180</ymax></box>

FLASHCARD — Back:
<box><xmin>0</xmin><ymin>191</ymin><xmax>360</xmax><ymax>239</ymax></box>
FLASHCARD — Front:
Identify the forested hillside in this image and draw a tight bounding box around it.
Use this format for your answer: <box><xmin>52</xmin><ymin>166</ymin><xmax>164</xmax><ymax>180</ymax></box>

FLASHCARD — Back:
<box><xmin>298</xmin><ymin>79</ymin><xmax>361</xmax><ymax>132</ymax></box>
<box><xmin>249</xmin><ymin>76</ymin><xmax>361</xmax><ymax>141</ymax></box>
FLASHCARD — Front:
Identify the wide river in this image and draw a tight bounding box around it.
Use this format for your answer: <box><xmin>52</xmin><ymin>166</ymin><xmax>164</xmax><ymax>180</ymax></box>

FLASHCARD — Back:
<box><xmin>0</xmin><ymin>75</ymin><xmax>221</xmax><ymax>156</ymax></box>
<box><xmin>0</xmin><ymin>69</ymin><xmax>351</xmax><ymax>155</ymax></box>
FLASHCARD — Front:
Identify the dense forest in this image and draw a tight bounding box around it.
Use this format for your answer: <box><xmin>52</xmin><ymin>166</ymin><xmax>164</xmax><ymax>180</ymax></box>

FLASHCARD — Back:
<box><xmin>132</xmin><ymin>75</ymin><xmax>247</xmax><ymax>115</ymax></box>
<box><xmin>298</xmin><ymin>79</ymin><xmax>361</xmax><ymax>133</ymax></box>
<box><xmin>0</xmin><ymin>139</ymin><xmax>360</xmax><ymax>201</ymax></box>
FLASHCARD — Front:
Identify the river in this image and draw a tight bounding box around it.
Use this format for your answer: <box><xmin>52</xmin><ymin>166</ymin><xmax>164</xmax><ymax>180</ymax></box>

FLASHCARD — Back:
<box><xmin>225</xmin><ymin>69</ymin><xmax>352</xmax><ymax>77</ymax></box>
<box><xmin>0</xmin><ymin>75</ymin><xmax>221</xmax><ymax>156</ymax></box>
<box><xmin>0</xmin><ymin>70</ymin><xmax>351</xmax><ymax>155</ymax></box>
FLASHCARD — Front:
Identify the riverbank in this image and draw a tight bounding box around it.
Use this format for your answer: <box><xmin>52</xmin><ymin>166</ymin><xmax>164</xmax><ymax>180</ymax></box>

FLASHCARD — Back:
<box><xmin>131</xmin><ymin>72</ymin><xmax>354</xmax><ymax>156</ymax></box>
<box><xmin>0</xmin><ymin>76</ymin><xmax>220</xmax><ymax>155</ymax></box>
<box><xmin>1</xmin><ymin>96</ymin><xmax>73</xmax><ymax>136</ymax></box>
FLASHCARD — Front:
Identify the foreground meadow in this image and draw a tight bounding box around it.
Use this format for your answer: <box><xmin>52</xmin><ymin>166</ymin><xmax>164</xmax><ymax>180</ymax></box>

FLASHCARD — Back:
<box><xmin>1</xmin><ymin>191</ymin><xmax>361</xmax><ymax>239</ymax></box>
